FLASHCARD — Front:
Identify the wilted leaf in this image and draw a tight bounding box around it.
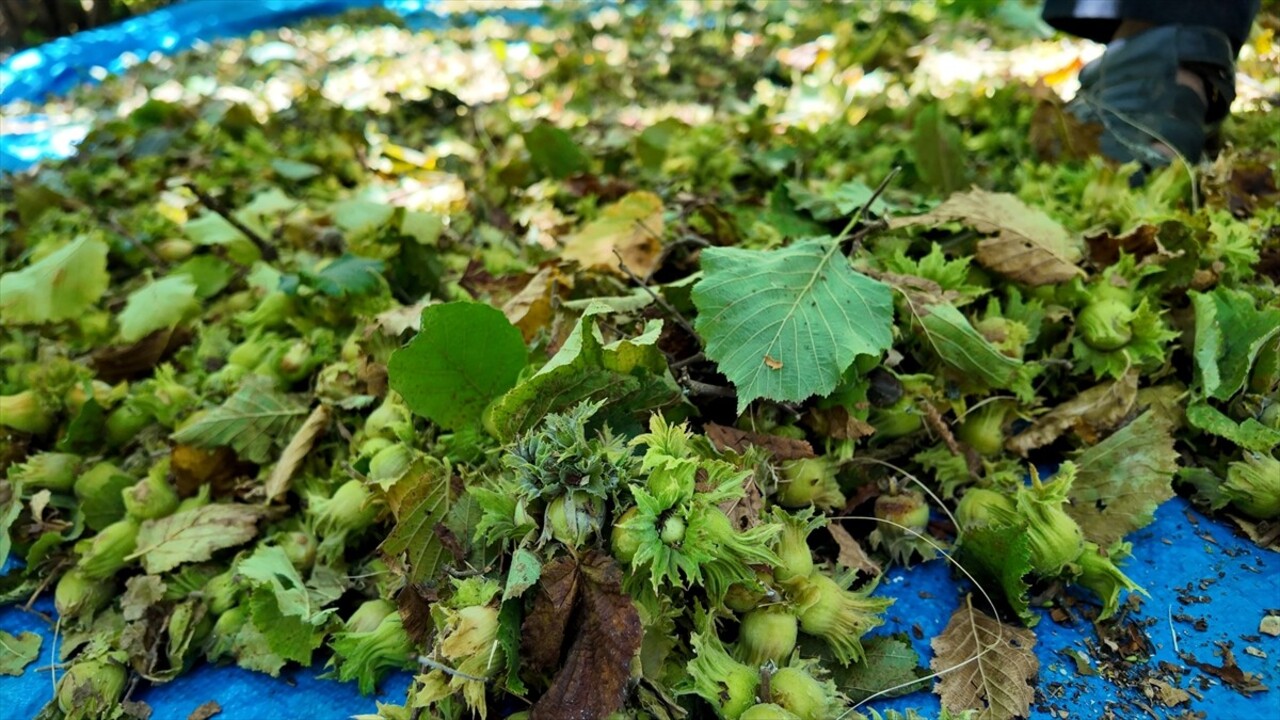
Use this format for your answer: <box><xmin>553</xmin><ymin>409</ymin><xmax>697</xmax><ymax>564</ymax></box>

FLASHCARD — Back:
<box><xmin>1185</xmin><ymin>401</ymin><xmax>1280</xmax><ymax>453</ymax></box>
<box><xmin>932</xmin><ymin>597</ymin><xmax>1039</xmax><ymax>720</ymax></box>
<box><xmin>692</xmin><ymin>237</ymin><xmax>895</xmax><ymax>413</ymax></box>
<box><xmin>704</xmin><ymin>422</ymin><xmax>814</xmax><ymax>460</ymax></box>
<box><xmin>530</xmin><ymin>551</ymin><xmax>642</xmax><ymax>720</ymax></box>
<box><xmin>263</xmin><ymin>404</ymin><xmax>331</xmax><ymax>502</ymax></box>
<box><xmin>0</xmin><ymin>236</ymin><xmax>110</xmax><ymax>325</ymax></box>
<box><xmin>171</xmin><ymin>377</ymin><xmax>308</xmax><ymax>464</ymax></box>
<box><xmin>132</xmin><ymin>504</ymin><xmax>263</xmax><ymax>574</ymax></box>
<box><xmin>502</xmin><ymin>547</ymin><xmax>542</xmax><ymax>603</ymax></box>
<box><xmin>804</xmin><ymin>405</ymin><xmax>877</xmax><ymax>441</ymax></box>
<box><xmin>187</xmin><ymin>700</ymin><xmax>222</xmax><ymax>720</ymax></box>
<box><xmin>892</xmin><ymin>190</ymin><xmax>1083</xmax><ymax>285</ymax></box>
<box><xmin>0</xmin><ymin>630</ymin><xmax>41</xmax><ymax>676</ymax></box>
<box><xmin>1191</xmin><ymin>287</ymin><xmax>1280</xmax><ymax>401</ymax></box>
<box><xmin>1068</xmin><ymin>411</ymin><xmax>1178</xmax><ymax>546</ymax></box>
<box><xmin>827</xmin><ymin>522</ymin><xmax>881</xmax><ymax>577</ymax></box>
<box><xmin>913</xmin><ymin>103</ymin><xmax>966</xmax><ymax>194</ymax></box>
<box><xmin>1006</xmin><ymin>370</ymin><xmax>1138</xmax><ymax>454</ymax></box>
<box><xmin>117</xmin><ymin>275</ymin><xmax>199</xmax><ymax>343</ymax></box>
<box><xmin>380</xmin><ymin>458</ymin><xmax>454</xmax><ymax>585</ymax></box>
<box><xmin>388</xmin><ymin>301</ymin><xmax>528</xmax><ymax>430</ymax></box>
<box><xmin>914</xmin><ymin>303</ymin><xmax>1037</xmax><ymax>402</ymax></box>
<box><xmin>121</xmin><ymin>575</ymin><xmax>167</xmax><ymax>622</ymax></box>
<box><xmin>836</xmin><ymin>634</ymin><xmax>926</xmax><ymax>703</ymax></box>
<box><xmin>521</xmin><ymin>555</ymin><xmax>580</xmax><ymax>675</ymax></box>
<box><xmin>91</xmin><ymin>327</ymin><xmax>190</xmax><ymax>383</ymax></box>
<box><xmin>562</xmin><ymin>191</ymin><xmax>664</xmax><ymax>278</ymax></box>
<box><xmin>502</xmin><ymin>266</ymin><xmax>560</xmax><ymax>342</ymax></box>
<box><xmin>956</xmin><ymin>522</ymin><xmax>1034</xmax><ymax>625</ymax></box>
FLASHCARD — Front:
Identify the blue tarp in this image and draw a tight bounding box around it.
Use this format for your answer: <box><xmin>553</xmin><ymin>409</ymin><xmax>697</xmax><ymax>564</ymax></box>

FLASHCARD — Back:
<box><xmin>2</xmin><ymin>3</ymin><xmax>1279</xmax><ymax>718</ymax></box>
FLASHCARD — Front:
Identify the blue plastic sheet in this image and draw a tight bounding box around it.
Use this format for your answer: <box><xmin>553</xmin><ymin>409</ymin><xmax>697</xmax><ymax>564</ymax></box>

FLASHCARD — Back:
<box><xmin>2</xmin><ymin>3</ymin><xmax>1279</xmax><ymax>718</ymax></box>
<box><xmin>4</xmin><ymin>497</ymin><xmax>1278</xmax><ymax>718</ymax></box>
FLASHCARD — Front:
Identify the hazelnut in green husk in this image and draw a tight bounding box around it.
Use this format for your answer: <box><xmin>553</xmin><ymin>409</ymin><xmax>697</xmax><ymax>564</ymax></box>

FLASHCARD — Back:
<box><xmin>776</xmin><ymin>457</ymin><xmax>845</xmax><ymax>510</ymax></box>
<box><xmin>771</xmin><ymin>507</ymin><xmax>823</xmax><ymax>585</ymax></box>
<box><xmin>689</xmin><ymin>622</ymin><xmax>759</xmax><ymax>720</ymax></box>
<box><xmin>868</xmin><ymin>487</ymin><xmax>937</xmax><ymax>565</ymax></box>
<box><xmin>1072</xmin><ymin>541</ymin><xmax>1145</xmax><ymax>620</ymax></box>
<box><xmin>545</xmin><ymin>491</ymin><xmax>604</xmax><ymax>548</ymax></box>
<box><xmin>769</xmin><ymin>664</ymin><xmax>841</xmax><ymax>720</ymax></box>
<box><xmin>310</xmin><ymin>479</ymin><xmax>380</xmax><ymax>537</ymax></box>
<box><xmin>55</xmin><ymin>568</ymin><xmax>114</xmax><ymax>618</ymax></box>
<box><xmin>122</xmin><ymin>467</ymin><xmax>179</xmax><ymax>520</ymax></box>
<box><xmin>955</xmin><ymin>487</ymin><xmax>1016</xmax><ymax>530</ymax></box>
<box><xmin>9</xmin><ymin>452</ymin><xmax>80</xmax><ymax>493</ymax></box>
<box><xmin>1222</xmin><ymin>452</ymin><xmax>1280</xmax><ymax>520</ymax></box>
<box><xmin>55</xmin><ymin>659</ymin><xmax>127</xmax><ymax>720</ymax></box>
<box><xmin>793</xmin><ymin>571</ymin><xmax>891</xmax><ymax>665</ymax></box>
<box><xmin>76</xmin><ymin>517</ymin><xmax>140</xmax><ymax>579</ymax></box>
<box><xmin>741</xmin><ymin>704</ymin><xmax>801</xmax><ymax>720</ymax></box>
<box><xmin>737</xmin><ymin>606</ymin><xmax>798</xmax><ymax>666</ymax></box>
<box><xmin>0</xmin><ymin>389</ymin><xmax>57</xmax><ymax>435</ymax></box>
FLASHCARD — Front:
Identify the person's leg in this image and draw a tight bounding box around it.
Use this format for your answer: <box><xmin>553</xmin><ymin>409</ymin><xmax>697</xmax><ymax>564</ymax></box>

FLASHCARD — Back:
<box><xmin>1040</xmin><ymin>0</ymin><xmax>1262</xmax><ymax>170</ymax></box>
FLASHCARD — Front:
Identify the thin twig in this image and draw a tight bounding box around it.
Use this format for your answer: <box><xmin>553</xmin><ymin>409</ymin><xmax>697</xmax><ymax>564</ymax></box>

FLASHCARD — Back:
<box><xmin>669</xmin><ymin>352</ymin><xmax>705</xmax><ymax>371</ymax></box>
<box><xmin>418</xmin><ymin>655</ymin><xmax>490</xmax><ymax>683</ymax></box>
<box><xmin>184</xmin><ymin>182</ymin><xmax>278</xmax><ymax>261</ymax></box>
<box><xmin>840</xmin><ymin>165</ymin><xmax>901</xmax><ymax>255</ymax></box>
<box><xmin>683</xmin><ymin>378</ymin><xmax>736</xmax><ymax>399</ymax></box>
<box><xmin>612</xmin><ymin>248</ymin><xmax>700</xmax><ymax>342</ymax></box>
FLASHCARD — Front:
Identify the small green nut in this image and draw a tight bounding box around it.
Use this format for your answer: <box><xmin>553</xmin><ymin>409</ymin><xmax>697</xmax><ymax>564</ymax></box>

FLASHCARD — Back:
<box><xmin>56</xmin><ymin>659</ymin><xmax>127</xmax><ymax>720</ymax></box>
<box><xmin>955</xmin><ymin>488</ymin><xmax>1016</xmax><ymax>531</ymax></box>
<box><xmin>611</xmin><ymin>507</ymin><xmax>643</xmax><ymax>565</ymax></box>
<box><xmin>77</xmin><ymin>517</ymin><xmax>140</xmax><ymax>580</ymax></box>
<box><xmin>122</xmin><ymin>472</ymin><xmax>179</xmax><ymax>520</ymax></box>
<box><xmin>311</xmin><ymin>479</ymin><xmax>380</xmax><ymax>537</ymax></box>
<box><xmin>777</xmin><ymin>457</ymin><xmax>844</xmax><ymax>510</ymax></box>
<box><xmin>205</xmin><ymin>570</ymin><xmax>242</xmax><ymax>616</ymax></box>
<box><xmin>738</xmin><ymin>606</ymin><xmax>798</xmax><ymax>666</ymax></box>
<box><xmin>741</xmin><ymin>704</ymin><xmax>802</xmax><ymax>720</ymax></box>
<box><xmin>55</xmin><ymin>568</ymin><xmax>114</xmax><ymax>618</ymax></box>
<box><xmin>1078</xmin><ymin>299</ymin><xmax>1134</xmax><ymax>351</ymax></box>
<box><xmin>368</xmin><ymin>443</ymin><xmax>414</xmax><ymax>484</ymax></box>
<box><xmin>545</xmin><ymin>493</ymin><xmax>603</xmax><ymax>548</ymax></box>
<box><xmin>769</xmin><ymin>666</ymin><xmax>833</xmax><ymax>720</ymax></box>
<box><xmin>275</xmin><ymin>530</ymin><xmax>318</xmax><ymax>572</ymax></box>
<box><xmin>9</xmin><ymin>452</ymin><xmax>81</xmax><ymax>492</ymax></box>
<box><xmin>0</xmin><ymin>389</ymin><xmax>57</xmax><ymax>435</ymax></box>
<box><xmin>208</xmin><ymin>604</ymin><xmax>248</xmax><ymax>660</ymax></box>
<box><xmin>105</xmin><ymin>401</ymin><xmax>154</xmax><ymax>447</ymax></box>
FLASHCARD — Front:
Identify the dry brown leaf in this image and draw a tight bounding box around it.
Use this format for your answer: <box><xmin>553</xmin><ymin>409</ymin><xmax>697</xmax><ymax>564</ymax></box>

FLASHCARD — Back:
<box><xmin>1144</xmin><ymin>679</ymin><xmax>1190</xmax><ymax>707</ymax></box>
<box><xmin>1028</xmin><ymin>86</ymin><xmax>1102</xmax><ymax>162</ymax></box>
<box><xmin>805</xmin><ymin>405</ymin><xmax>877</xmax><ymax>441</ymax></box>
<box><xmin>263</xmin><ymin>404</ymin><xmax>331</xmax><ymax>502</ymax></box>
<box><xmin>932</xmin><ymin>597</ymin><xmax>1039</xmax><ymax>720</ymax></box>
<box><xmin>530</xmin><ymin>551</ymin><xmax>643</xmax><ymax>720</ymax></box>
<box><xmin>562</xmin><ymin>191</ymin><xmax>664</xmax><ymax>278</ymax></box>
<box><xmin>827</xmin><ymin>522</ymin><xmax>882</xmax><ymax>576</ymax></box>
<box><xmin>704</xmin><ymin>422</ymin><xmax>815</xmax><ymax>460</ymax></box>
<box><xmin>891</xmin><ymin>189</ymin><xmax>1084</xmax><ymax>286</ymax></box>
<box><xmin>718</xmin><ymin>471</ymin><xmax>765</xmax><ymax>533</ymax></box>
<box><xmin>187</xmin><ymin>701</ymin><xmax>222</xmax><ymax>720</ymax></box>
<box><xmin>91</xmin><ymin>327</ymin><xmax>191</xmax><ymax>383</ymax></box>
<box><xmin>522</xmin><ymin>556</ymin><xmax>581</xmax><ymax>675</ymax></box>
<box><xmin>1084</xmin><ymin>224</ymin><xmax>1161</xmax><ymax>267</ymax></box>
<box><xmin>502</xmin><ymin>266</ymin><xmax>560</xmax><ymax>341</ymax></box>
<box><xmin>1006</xmin><ymin>370</ymin><xmax>1138</xmax><ymax>455</ymax></box>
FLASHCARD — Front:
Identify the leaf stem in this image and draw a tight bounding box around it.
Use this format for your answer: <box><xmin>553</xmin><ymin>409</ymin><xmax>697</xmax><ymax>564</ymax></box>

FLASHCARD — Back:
<box><xmin>184</xmin><ymin>182</ymin><xmax>279</xmax><ymax>261</ymax></box>
<box><xmin>838</xmin><ymin>165</ymin><xmax>901</xmax><ymax>256</ymax></box>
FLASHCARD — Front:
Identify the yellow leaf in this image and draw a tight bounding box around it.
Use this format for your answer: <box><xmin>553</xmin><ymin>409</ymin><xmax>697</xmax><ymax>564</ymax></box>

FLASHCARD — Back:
<box><xmin>562</xmin><ymin>191</ymin><xmax>664</xmax><ymax>278</ymax></box>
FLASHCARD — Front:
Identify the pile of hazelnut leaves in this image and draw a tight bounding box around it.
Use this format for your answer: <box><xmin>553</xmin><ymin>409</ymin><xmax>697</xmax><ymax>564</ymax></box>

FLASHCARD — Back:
<box><xmin>2</xmin><ymin>2</ymin><xmax>1279</xmax><ymax>720</ymax></box>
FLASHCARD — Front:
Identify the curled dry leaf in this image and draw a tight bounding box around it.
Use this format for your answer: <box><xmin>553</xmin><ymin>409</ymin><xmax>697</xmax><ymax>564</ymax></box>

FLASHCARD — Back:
<box><xmin>502</xmin><ymin>266</ymin><xmax>562</xmax><ymax>342</ymax></box>
<box><xmin>264</xmin><ymin>404</ymin><xmax>331</xmax><ymax>502</ymax></box>
<box><xmin>891</xmin><ymin>189</ymin><xmax>1084</xmax><ymax>286</ymax></box>
<box><xmin>827</xmin><ymin>522</ymin><xmax>882</xmax><ymax>577</ymax></box>
<box><xmin>522</xmin><ymin>555</ymin><xmax>581</xmax><ymax>675</ymax></box>
<box><xmin>932</xmin><ymin>596</ymin><xmax>1039</xmax><ymax>720</ymax></box>
<box><xmin>704</xmin><ymin>422</ymin><xmax>815</xmax><ymax>460</ymax></box>
<box><xmin>529</xmin><ymin>551</ymin><xmax>643</xmax><ymax>720</ymax></box>
<box><xmin>562</xmin><ymin>191</ymin><xmax>664</xmax><ymax>278</ymax></box>
<box><xmin>1006</xmin><ymin>369</ymin><xmax>1138</xmax><ymax>455</ymax></box>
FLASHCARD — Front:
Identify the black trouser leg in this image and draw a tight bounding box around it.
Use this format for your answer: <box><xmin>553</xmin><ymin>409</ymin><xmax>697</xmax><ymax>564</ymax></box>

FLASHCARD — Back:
<box><xmin>1041</xmin><ymin>0</ymin><xmax>1262</xmax><ymax>54</ymax></box>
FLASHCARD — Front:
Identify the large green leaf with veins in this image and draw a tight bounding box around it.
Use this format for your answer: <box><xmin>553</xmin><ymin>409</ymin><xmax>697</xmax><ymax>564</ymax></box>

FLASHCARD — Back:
<box><xmin>692</xmin><ymin>237</ymin><xmax>894</xmax><ymax>413</ymax></box>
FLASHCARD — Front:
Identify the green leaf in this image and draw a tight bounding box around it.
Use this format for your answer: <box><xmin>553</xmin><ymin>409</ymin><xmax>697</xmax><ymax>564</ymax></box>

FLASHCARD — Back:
<box><xmin>282</xmin><ymin>254</ymin><xmax>386</xmax><ymax>298</ymax></box>
<box><xmin>57</xmin><ymin>396</ymin><xmax>105</xmax><ymax>454</ymax></box>
<box><xmin>0</xmin><ymin>484</ymin><xmax>22</xmax><ymax>570</ymax></box>
<box><xmin>912</xmin><ymin>103</ymin><xmax>966</xmax><ymax>195</ymax></box>
<box><xmin>832</xmin><ymin>634</ymin><xmax>928</xmax><ymax>703</ymax></box>
<box><xmin>525</xmin><ymin>122</ymin><xmax>590</xmax><ymax>179</ymax></box>
<box><xmin>332</xmin><ymin>199</ymin><xmax>395</xmax><ymax>238</ymax></box>
<box><xmin>957</xmin><ymin>522</ymin><xmax>1035</xmax><ymax>625</ymax></box>
<box><xmin>1067</xmin><ymin>411</ymin><xmax>1178</xmax><ymax>546</ymax></box>
<box><xmin>502</xmin><ymin>548</ymin><xmax>542</xmax><ymax>603</ymax></box>
<box><xmin>117</xmin><ymin>274</ymin><xmax>200</xmax><ymax>343</ymax></box>
<box><xmin>916</xmin><ymin>303</ymin><xmax>1037</xmax><ymax>401</ymax></box>
<box><xmin>786</xmin><ymin>180</ymin><xmax>892</xmax><ymax>221</ymax></box>
<box><xmin>0</xmin><ymin>630</ymin><xmax>42</xmax><ymax>676</ymax></box>
<box><xmin>1191</xmin><ymin>287</ymin><xmax>1280</xmax><ymax>401</ymax></box>
<box><xmin>171</xmin><ymin>377</ymin><xmax>308</xmax><ymax>463</ymax></box>
<box><xmin>487</xmin><ymin>310</ymin><xmax>681</xmax><ymax>440</ymax></box>
<box><xmin>380</xmin><ymin>458</ymin><xmax>454</xmax><ymax>585</ymax></box>
<box><xmin>248</xmin><ymin>588</ymin><xmax>327</xmax><ymax>664</ymax></box>
<box><xmin>692</xmin><ymin>237</ymin><xmax>894</xmax><ymax>413</ymax></box>
<box><xmin>0</xmin><ymin>236</ymin><xmax>110</xmax><ymax>325</ymax></box>
<box><xmin>132</xmin><ymin>504</ymin><xmax>263</xmax><ymax>574</ymax></box>
<box><xmin>388</xmin><ymin>302</ymin><xmax>528</xmax><ymax>430</ymax></box>
<box><xmin>170</xmin><ymin>256</ymin><xmax>236</xmax><ymax>298</ymax></box>
<box><xmin>271</xmin><ymin>158</ymin><xmax>322</xmax><ymax>180</ymax></box>
<box><xmin>1186</xmin><ymin>401</ymin><xmax>1280</xmax><ymax>453</ymax></box>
